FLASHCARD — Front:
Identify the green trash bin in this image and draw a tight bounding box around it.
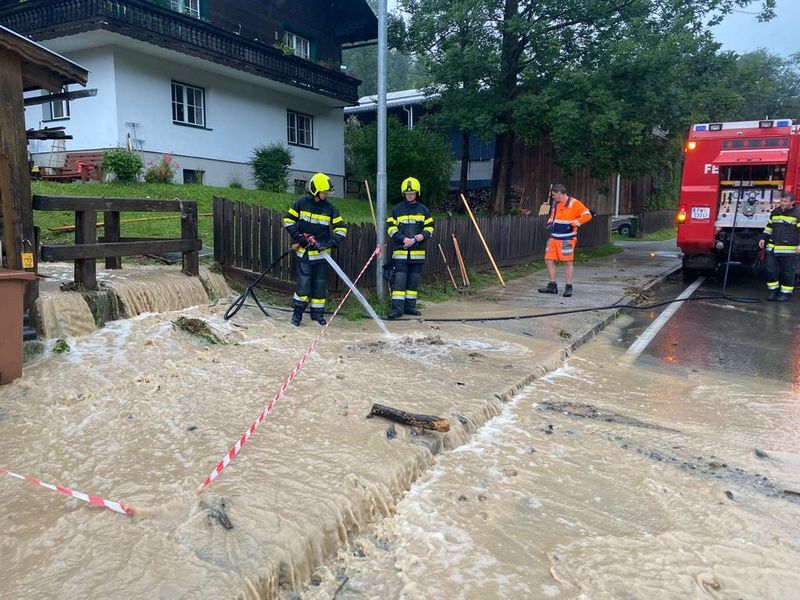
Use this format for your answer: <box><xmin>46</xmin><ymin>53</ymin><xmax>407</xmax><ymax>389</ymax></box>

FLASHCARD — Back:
<box><xmin>628</xmin><ymin>216</ymin><xmax>639</xmax><ymax>238</ymax></box>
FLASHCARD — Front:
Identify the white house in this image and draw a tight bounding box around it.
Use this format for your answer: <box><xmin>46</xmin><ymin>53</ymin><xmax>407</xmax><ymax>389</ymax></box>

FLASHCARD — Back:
<box><xmin>1</xmin><ymin>0</ymin><xmax>376</xmax><ymax>190</ymax></box>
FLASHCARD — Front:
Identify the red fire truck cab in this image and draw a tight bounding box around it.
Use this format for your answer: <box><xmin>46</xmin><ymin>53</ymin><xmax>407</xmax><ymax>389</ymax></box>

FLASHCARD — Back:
<box><xmin>677</xmin><ymin>118</ymin><xmax>799</xmax><ymax>274</ymax></box>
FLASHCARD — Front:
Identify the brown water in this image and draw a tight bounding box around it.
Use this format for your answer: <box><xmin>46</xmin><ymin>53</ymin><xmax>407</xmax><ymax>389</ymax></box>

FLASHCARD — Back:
<box><xmin>1</xmin><ymin>297</ymin><xmax>540</xmax><ymax>598</ymax></box>
<box><xmin>34</xmin><ymin>264</ymin><xmax>230</xmax><ymax>338</ymax></box>
<box><xmin>306</xmin><ymin>317</ymin><xmax>800</xmax><ymax>599</ymax></box>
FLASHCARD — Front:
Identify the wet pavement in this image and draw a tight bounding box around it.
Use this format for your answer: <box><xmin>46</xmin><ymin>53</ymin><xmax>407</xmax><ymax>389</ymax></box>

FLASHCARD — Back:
<box><xmin>10</xmin><ymin>238</ymin><xmax>797</xmax><ymax>599</ymax></box>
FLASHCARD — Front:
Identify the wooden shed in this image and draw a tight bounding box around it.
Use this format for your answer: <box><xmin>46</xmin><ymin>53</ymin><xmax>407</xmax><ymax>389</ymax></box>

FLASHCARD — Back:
<box><xmin>0</xmin><ymin>24</ymin><xmax>88</xmax><ymax>312</ymax></box>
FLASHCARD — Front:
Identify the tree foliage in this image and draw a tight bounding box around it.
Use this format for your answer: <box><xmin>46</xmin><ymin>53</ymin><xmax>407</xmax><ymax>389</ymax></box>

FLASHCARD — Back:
<box><xmin>346</xmin><ymin>117</ymin><xmax>453</xmax><ymax>208</ymax></box>
<box><xmin>401</xmin><ymin>0</ymin><xmax>777</xmax><ymax>214</ymax></box>
<box><xmin>250</xmin><ymin>143</ymin><xmax>294</xmax><ymax>192</ymax></box>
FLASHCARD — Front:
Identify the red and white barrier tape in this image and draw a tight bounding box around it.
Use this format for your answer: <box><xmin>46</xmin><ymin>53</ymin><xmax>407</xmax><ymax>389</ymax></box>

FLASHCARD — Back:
<box><xmin>197</xmin><ymin>245</ymin><xmax>382</xmax><ymax>492</ymax></box>
<box><xmin>0</xmin><ymin>469</ymin><xmax>134</xmax><ymax>516</ymax></box>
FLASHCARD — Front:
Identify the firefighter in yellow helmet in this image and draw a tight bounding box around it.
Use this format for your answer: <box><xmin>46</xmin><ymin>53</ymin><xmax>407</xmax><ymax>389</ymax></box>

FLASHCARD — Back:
<box><xmin>283</xmin><ymin>172</ymin><xmax>348</xmax><ymax>326</ymax></box>
<box><xmin>386</xmin><ymin>177</ymin><xmax>434</xmax><ymax>319</ymax></box>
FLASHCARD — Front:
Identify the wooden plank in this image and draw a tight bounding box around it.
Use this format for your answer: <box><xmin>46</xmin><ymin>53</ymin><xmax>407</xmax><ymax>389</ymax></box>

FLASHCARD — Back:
<box><xmin>181</xmin><ymin>204</ymin><xmax>199</xmax><ymax>276</ymax></box>
<box><xmin>41</xmin><ymin>239</ymin><xmax>202</xmax><ymax>261</ymax></box>
<box><xmin>74</xmin><ymin>210</ymin><xmax>97</xmax><ymax>290</ymax></box>
<box><xmin>222</xmin><ymin>198</ymin><xmax>233</xmax><ymax>266</ymax></box>
<box><xmin>240</xmin><ymin>203</ymin><xmax>251</xmax><ymax>269</ymax></box>
<box><xmin>104</xmin><ymin>211</ymin><xmax>121</xmax><ymax>269</ymax></box>
<box><xmin>213</xmin><ymin>196</ymin><xmax>222</xmax><ymax>262</ymax></box>
<box><xmin>33</xmin><ymin>195</ymin><xmax>192</xmax><ymax>212</ymax></box>
<box><xmin>233</xmin><ymin>201</ymin><xmax>242</xmax><ymax>268</ymax></box>
<box><xmin>259</xmin><ymin>206</ymin><xmax>270</xmax><ymax>274</ymax></box>
<box><xmin>251</xmin><ymin>204</ymin><xmax>260</xmax><ymax>272</ymax></box>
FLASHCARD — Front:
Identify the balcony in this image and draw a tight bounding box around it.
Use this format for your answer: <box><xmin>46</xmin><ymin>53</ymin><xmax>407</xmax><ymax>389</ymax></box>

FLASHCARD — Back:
<box><xmin>0</xmin><ymin>0</ymin><xmax>361</xmax><ymax>103</ymax></box>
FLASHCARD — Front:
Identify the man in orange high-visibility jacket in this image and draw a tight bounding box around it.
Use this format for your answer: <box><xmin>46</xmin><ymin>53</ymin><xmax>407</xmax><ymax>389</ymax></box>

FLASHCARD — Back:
<box><xmin>538</xmin><ymin>183</ymin><xmax>592</xmax><ymax>297</ymax></box>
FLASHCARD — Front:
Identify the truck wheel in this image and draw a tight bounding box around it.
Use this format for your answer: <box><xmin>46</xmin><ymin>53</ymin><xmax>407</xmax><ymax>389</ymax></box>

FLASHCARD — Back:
<box><xmin>619</xmin><ymin>224</ymin><xmax>631</xmax><ymax>237</ymax></box>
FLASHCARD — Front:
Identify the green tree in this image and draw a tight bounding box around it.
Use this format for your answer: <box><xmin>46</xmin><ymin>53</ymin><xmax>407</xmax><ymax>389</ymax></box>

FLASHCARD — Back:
<box><xmin>402</xmin><ymin>0</ymin><xmax>777</xmax><ymax>214</ymax></box>
<box><xmin>346</xmin><ymin>116</ymin><xmax>453</xmax><ymax>208</ymax></box>
<box><xmin>723</xmin><ymin>50</ymin><xmax>800</xmax><ymax>120</ymax></box>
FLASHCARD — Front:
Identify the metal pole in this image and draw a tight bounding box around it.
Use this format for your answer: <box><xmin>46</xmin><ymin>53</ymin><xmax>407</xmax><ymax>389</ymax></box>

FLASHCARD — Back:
<box><xmin>614</xmin><ymin>172</ymin><xmax>621</xmax><ymax>217</ymax></box>
<box><xmin>375</xmin><ymin>0</ymin><xmax>388</xmax><ymax>301</ymax></box>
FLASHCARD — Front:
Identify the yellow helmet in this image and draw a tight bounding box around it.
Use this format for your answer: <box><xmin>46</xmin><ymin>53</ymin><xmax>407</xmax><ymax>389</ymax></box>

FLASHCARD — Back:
<box><xmin>309</xmin><ymin>172</ymin><xmax>333</xmax><ymax>196</ymax></box>
<box><xmin>401</xmin><ymin>177</ymin><xmax>421</xmax><ymax>195</ymax></box>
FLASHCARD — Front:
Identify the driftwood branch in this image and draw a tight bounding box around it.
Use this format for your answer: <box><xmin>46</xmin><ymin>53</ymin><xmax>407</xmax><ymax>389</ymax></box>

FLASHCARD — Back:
<box><xmin>370</xmin><ymin>403</ymin><xmax>450</xmax><ymax>433</ymax></box>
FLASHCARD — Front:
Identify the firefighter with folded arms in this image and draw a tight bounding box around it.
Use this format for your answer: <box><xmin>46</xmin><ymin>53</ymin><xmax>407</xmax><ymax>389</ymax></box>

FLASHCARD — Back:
<box><xmin>759</xmin><ymin>191</ymin><xmax>800</xmax><ymax>302</ymax></box>
<box><xmin>283</xmin><ymin>172</ymin><xmax>348</xmax><ymax>326</ymax></box>
<box><xmin>538</xmin><ymin>183</ymin><xmax>592</xmax><ymax>297</ymax></box>
<box><xmin>386</xmin><ymin>177</ymin><xmax>434</xmax><ymax>319</ymax></box>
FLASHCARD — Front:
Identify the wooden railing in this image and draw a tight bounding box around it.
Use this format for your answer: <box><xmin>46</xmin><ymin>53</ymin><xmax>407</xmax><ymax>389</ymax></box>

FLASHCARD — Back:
<box><xmin>0</xmin><ymin>0</ymin><xmax>360</xmax><ymax>103</ymax></box>
<box><xmin>33</xmin><ymin>195</ymin><xmax>200</xmax><ymax>290</ymax></box>
<box><xmin>213</xmin><ymin>196</ymin><xmax>612</xmax><ymax>292</ymax></box>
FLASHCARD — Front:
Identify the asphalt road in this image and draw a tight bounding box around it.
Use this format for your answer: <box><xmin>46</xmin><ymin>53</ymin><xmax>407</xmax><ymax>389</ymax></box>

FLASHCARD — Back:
<box><xmin>618</xmin><ymin>265</ymin><xmax>800</xmax><ymax>384</ymax></box>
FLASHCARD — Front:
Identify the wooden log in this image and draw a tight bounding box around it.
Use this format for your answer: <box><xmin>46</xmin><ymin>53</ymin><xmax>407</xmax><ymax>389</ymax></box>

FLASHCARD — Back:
<box><xmin>369</xmin><ymin>403</ymin><xmax>450</xmax><ymax>433</ymax></box>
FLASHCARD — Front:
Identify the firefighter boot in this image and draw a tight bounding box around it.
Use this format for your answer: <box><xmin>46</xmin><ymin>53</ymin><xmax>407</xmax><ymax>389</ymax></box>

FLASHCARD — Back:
<box><xmin>290</xmin><ymin>305</ymin><xmax>304</xmax><ymax>326</ymax></box>
<box><xmin>404</xmin><ymin>299</ymin><xmax>421</xmax><ymax>316</ymax></box>
<box><xmin>538</xmin><ymin>282</ymin><xmax>558</xmax><ymax>294</ymax></box>
<box><xmin>563</xmin><ymin>284</ymin><xmax>573</xmax><ymax>298</ymax></box>
<box><xmin>767</xmin><ymin>289</ymin><xmax>779</xmax><ymax>301</ymax></box>
<box><xmin>387</xmin><ymin>300</ymin><xmax>404</xmax><ymax>320</ymax></box>
<box><xmin>310</xmin><ymin>309</ymin><xmax>327</xmax><ymax>325</ymax></box>
<box><xmin>777</xmin><ymin>292</ymin><xmax>793</xmax><ymax>302</ymax></box>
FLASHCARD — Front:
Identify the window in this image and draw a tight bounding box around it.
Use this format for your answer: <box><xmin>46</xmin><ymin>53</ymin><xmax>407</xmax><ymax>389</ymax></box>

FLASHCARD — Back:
<box><xmin>172</xmin><ymin>81</ymin><xmax>205</xmax><ymax>127</ymax></box>
<box><xmin>183</xmin><ymin>169</ymin><xmax>205</xmax><ymax>185</ymax></box>
<box><xmin>294</xmin><ymin>179</ymin><xmax>308</xmax><ymax>195</ymax></box>
<box><xmin>170</xmin><ymin>0</ymin><xmax>200</xmax><ymax>18</ymax></box>
<box><xmin>284</xmin><ymin>31</ymin><xmax>311</xmax><ymax>60</ymax></box>
<box><xmin>43</xmin><ymin>87</ymin><xmax>70</xmax><ymax>121</ymax></box>
<box><xmin>287</xmin><ymin>111</ymin><xmax>313</xmax><ymax>147</ymax></box>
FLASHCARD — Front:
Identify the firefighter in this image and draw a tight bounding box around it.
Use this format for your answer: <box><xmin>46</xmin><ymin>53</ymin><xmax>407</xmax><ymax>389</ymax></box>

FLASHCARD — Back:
<box><xmin>537</xmin><ymin>183</ymin><xmax>592</xmax><ymax>297</ymax></box>
<box><xmin>386</xmin><ymin>177</ymin><xmax>434</xmax><ymax>319</ymax></box>
<box><xmin>283</xmin><ymin>172</ymin><xmax>348</xmax><ymax>325</ymax></box>
<box><xmin>758</xmin><ymin>192</ymin><xmax>800</xmax><ymax>302</ymax></box>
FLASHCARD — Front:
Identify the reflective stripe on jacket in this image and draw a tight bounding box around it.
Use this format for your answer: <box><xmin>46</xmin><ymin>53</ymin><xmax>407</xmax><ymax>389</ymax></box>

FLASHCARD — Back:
<box><xmin>387</xmin><ymin>200</ymin><xmax>434</xmax><ymax>261</ymax></box>
<box><xmin>763</xmin><ymin>205</ymin><xmax>800</xmax><ymax>254</ymax></box>
<box><xmin>547</xmin><ymin>196</ymin><xmax>591</xmax><ymax>239</ymax></box>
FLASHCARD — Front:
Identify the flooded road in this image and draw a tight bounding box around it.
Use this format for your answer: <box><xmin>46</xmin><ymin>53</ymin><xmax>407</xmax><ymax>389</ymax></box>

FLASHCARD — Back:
<box><xmin>307</xmin><ymin>289</ymin><xmax>800</xmax><ymax>599</ymax></box>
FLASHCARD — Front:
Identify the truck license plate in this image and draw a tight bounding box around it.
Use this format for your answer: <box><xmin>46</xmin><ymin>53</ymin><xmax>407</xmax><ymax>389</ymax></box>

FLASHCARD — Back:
<box><xmin>691</xmin><ymin>207</ymin><xmax>710</xmax><ymax>220</ymax></box>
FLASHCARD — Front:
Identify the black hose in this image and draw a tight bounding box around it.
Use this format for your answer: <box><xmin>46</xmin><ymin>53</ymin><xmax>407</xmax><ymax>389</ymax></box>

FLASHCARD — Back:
<box><xmin>224</xmin><ymin>250</ymin><xmax>292</xmax><ymax>321</ymax></box>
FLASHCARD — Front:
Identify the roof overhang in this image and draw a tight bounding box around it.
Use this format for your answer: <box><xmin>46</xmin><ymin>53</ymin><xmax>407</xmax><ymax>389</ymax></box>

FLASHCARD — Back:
<box><xmin>0</xmin><ymin>25</ymin><xmax>87</xmax><ymax>92</ymax></box>
<box><xmin>712</xmin><ymin>149</ymin><xmax>790</xmax><ymax>166</ymax></box>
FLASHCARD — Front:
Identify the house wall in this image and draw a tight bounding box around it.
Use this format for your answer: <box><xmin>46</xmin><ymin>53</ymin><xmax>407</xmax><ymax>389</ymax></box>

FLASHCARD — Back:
<box><xmin>25</xmin><ymin>47</ymin><xmax>119</xmax><ymax>160</ymax></box>
<box><xmin>27</xmin><ymin>45</ymin><xmax>345</xmax><ymax>189</ymax></box>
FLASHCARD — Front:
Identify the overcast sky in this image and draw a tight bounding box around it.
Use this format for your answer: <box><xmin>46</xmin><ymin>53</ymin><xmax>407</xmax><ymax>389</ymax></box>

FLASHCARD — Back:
<box><xmin>711</xmin><ymin>0</ymin><xmax>797</xmax><ymax>57</ymax></box>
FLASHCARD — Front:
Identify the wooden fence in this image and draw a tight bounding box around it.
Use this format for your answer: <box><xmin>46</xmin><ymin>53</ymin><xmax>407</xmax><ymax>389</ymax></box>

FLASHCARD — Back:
<box><xmin>637</xmin><ymin>210</ymin><xmax>676</xmax><ymax>235</ymax></box>
<box><xmin>213</xmin><ymin>196</ymin><xmax>611</xmax><ymax>292</ymax></box>
<box><xmin>34</xmin><ymin>195</ymin><xmax>200</xmax><ymax>290</ymax></box>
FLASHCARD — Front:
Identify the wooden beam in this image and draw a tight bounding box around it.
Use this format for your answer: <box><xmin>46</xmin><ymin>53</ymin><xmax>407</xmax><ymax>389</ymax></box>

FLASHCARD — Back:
<box><xmin>0</xmin><ymin>153</ymin><xmax>18</xmax><ymax>270</ymax></box>
<box><xmin>23</xmin><ymin>88</ymin><xmax>97</xmax><ymax>107</ymax></box>
<box><xmin>0</xmin><ymin>48</ymin><xmax>38</xmax><ymax>310</ymax></box>
<box><xmin>40</xmin><ymin>239</ymin><xmax>202</xmax><ymax>261</ymax></box>
<box><xmin>33</xmin><ymin>195</ymin><xmax>192</xmax><ymax>213</ymax></box>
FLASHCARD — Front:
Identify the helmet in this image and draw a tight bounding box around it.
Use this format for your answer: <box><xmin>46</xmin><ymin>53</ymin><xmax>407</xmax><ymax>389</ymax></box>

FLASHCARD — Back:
<box><xmin>401</xmin><ymin>177</ymin><xmax>421</xmax><ymax>195</ymax></box>
<box><xmin>309</xmin><ymin>172</ymin><xmax>333</xmax><ymax>196</ymax></box>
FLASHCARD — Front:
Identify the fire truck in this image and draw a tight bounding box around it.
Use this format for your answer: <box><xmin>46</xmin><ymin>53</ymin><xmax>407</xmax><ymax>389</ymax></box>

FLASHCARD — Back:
<box><xmin>677</xmin><ymin>118</ymin><xmax>797</xmax><ymax>275</ymax></box>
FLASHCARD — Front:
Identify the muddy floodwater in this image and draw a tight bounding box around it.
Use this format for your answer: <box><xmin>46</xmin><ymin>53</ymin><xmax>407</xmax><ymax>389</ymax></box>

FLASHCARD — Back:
<box><xmin>3</xmin><ymin>283</ymin><xmax>799</xmax><ymax>598</ymax></box>
<box><xmin>308</xmin><ymin>317</ymin><xmax>800</xmax><ymax>600</ymax></box>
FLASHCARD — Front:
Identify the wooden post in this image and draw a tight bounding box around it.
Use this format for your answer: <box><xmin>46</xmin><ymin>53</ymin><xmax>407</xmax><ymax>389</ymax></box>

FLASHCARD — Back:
<box><xmin>182</xmin><ymin>202</ymin><xmax>199</xmax><ymax>276</ymax></box>
<box><xmin>364</xmin><ymin>178</ymin><xmax>377</xmax><ymax>229</ymax></box>
<box><xmin>0</xmin><ymin>153</ymin><xmax>16</xmax><ymax>269</ymax></box>
<box><xmin>74</xmin><ymin>210</ymin><xmax>97</xmax><ymax>290</ymax></box>
<box><xmin>0</xmin><ymin>49</ymin><xmax>38</xmax><ymax>309</ymax></box>
<box><xmin>104</xmin><ymin>210</ymin><xmax>122</xmax><ymax>269</ymax></box>
<box><xmin>460</xmin><ymin>193</ymin><xmax>505</xmax><ymax>287</ymax></box>
<box><xmin>452</xmin><ymin>234</ymin><xmax>470</xmax><ymax>286</ymax></box>
<box><xmin>437</xmin><ymin>242</ymin><xmax>458</xmax><ymax>289</ymax></box>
